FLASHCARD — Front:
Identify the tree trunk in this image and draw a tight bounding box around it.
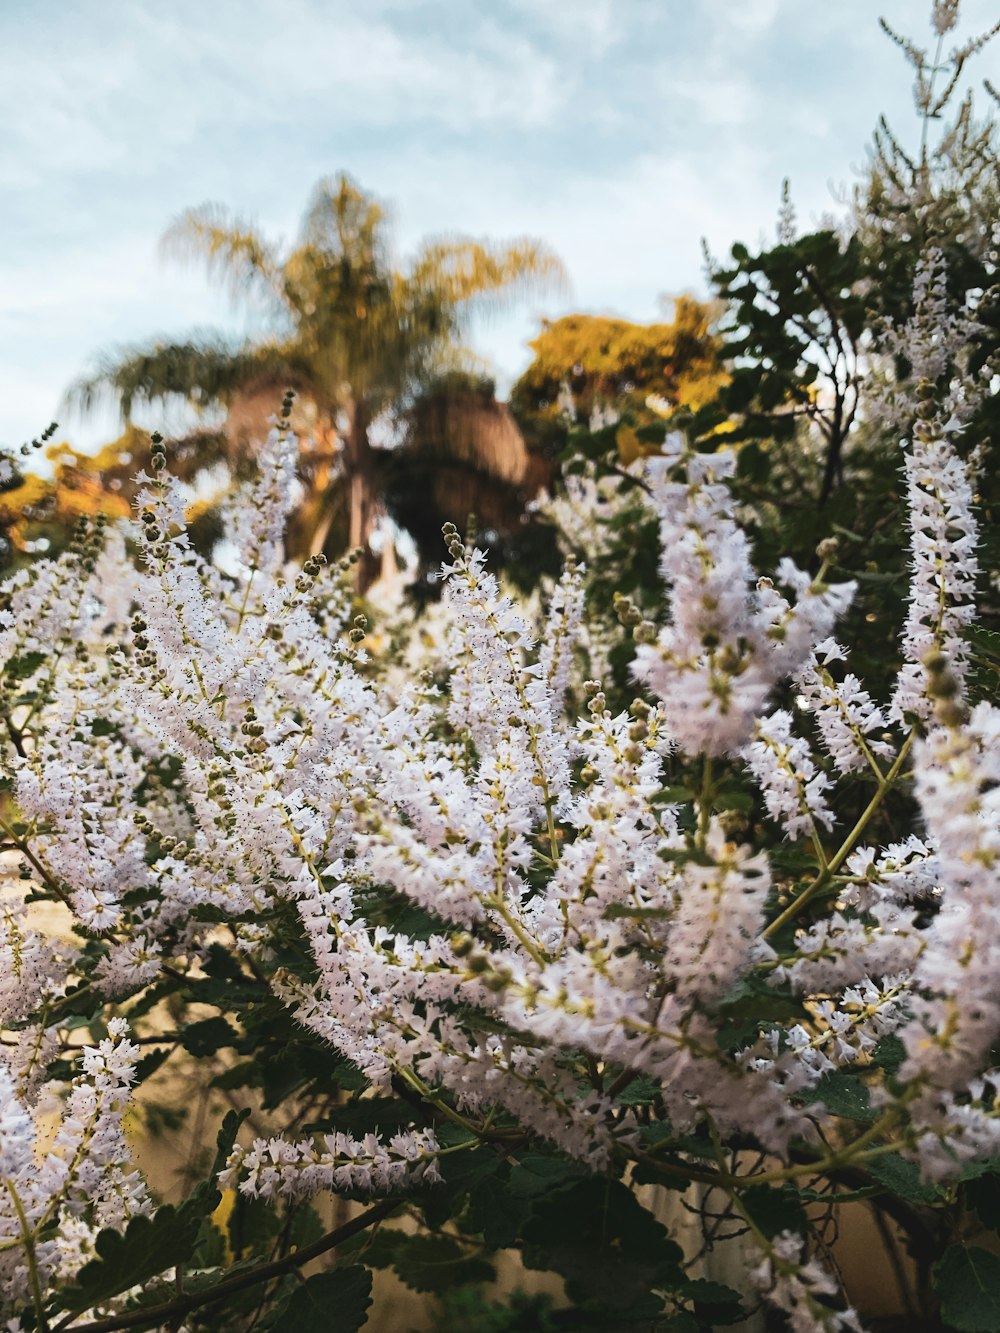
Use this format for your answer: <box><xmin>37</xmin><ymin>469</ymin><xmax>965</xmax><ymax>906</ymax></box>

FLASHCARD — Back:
<box><xmin>336</xmin><ymin>404</ymin><xmax>381</xmax><ymax>590</ymax></box>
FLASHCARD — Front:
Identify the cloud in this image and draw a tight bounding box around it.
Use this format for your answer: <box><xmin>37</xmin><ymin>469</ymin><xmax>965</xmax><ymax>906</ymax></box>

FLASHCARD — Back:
<box><xmin>3</xmin><ymin>0</ymin><xmax>999</xmax><ymax>450</ymax></box>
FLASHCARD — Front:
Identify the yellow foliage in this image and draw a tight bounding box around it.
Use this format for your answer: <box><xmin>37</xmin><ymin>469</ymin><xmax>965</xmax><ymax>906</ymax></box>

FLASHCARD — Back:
<box><xmin>511</xmin><ymin>298</ymin><xmax>728</xmax><ymax>459</ymax></box>
<box><xmin>615</xmin><ymin>424</ymin><xmax>646</xmax><ymax>464</ymax></box>
<box><xmin>0</xmin><ymin>474</ymin><xmax>52</xmax><ymax>553</ymax></box>
<box><xmin>1</xmin><ymin>434</ymin><xmax>143</xmax><ymax>562</ymax></box>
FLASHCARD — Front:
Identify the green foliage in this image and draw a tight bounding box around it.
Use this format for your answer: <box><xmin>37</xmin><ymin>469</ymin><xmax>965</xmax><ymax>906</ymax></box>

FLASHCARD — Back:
<box><xmin>70</xmin><ymin>175</ymin><xmax>564</xmax><ymax>579</ymax></box>
<box><xmin>708</xmin><ymin>229</ymin><xmax>866</xmax><ymax>504</ymax></box>
<box><xmin>370</xmin><ymin>1231</ymin><xmax>496</xmax><ymax>1293</ymax></box>
<box><xmin>867</xmin><ymin>1154</ymin><xmax>940</xmax><ymax>1207</ymax></box>
<box><xmin>270</xmin><ymin>1265</ymin><xmax>373</xmax><ymax>1333</ymax></box>
<box><xmin>806</xmin><ymin>1071</ymin><xmax>878</xmax><ymax>1123</ymax></box>
<box><xmin>435</xmin><ymin>1288</ymin><xmax>561</xmax><ymax>1333</ymax></box>
<box><xmin>55</xmin><ymin>1109</ymin><xmax>247</xmax><ymax>1314</ymax></box>
<box><xmin>739</xmin><ymin>1185</ymin><xmax>808</xmax><ymax>1241</ymax></box>
<box><xmin>520</xmin><ymin>1177</ymin><xmax>683</xmax><ymax>1323</ymax></box>
<box><xmin>3</xmin><ymin>651</ymin><xmax>45</xmax><ymax>682</ymax></box>
<box><xmin>964</xmin><ymin>1172</ymin><xmax>1000</xmax><ymax>1231</ymax></box>
<box><xmin>935</xmin><ymin>1246</ymin><xmax>1000</xmax><ymax>1333</ymax></box>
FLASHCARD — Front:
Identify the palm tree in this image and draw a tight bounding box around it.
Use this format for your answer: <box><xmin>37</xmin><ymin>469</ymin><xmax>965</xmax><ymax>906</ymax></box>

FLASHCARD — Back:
<box><xmin>72</xmin><ymin>174</ymin><xmax>564</xmax><ymax>582</ymax></box>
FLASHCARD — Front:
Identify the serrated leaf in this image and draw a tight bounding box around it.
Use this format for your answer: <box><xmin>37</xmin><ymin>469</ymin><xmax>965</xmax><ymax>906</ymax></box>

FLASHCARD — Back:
<box><xmin>271</xmin><ymin>1265</ymin><xmax>373</xmax><ymax>1333</ymax></box>
<box><xmin>228</xmin><ymin>1192</ymin><xmax>283</xmax><ymax>1259</ymax></box>
<box><xmin>4</xmin><ymin>651</ymin><xmax>45</xmax><ymax>681</ymax></box>
<box><xmin>521</xmin><ymin>1176</ymin><xmax>682</xmax><ymax>1316</ymax></box>
<box><xmin>133</xmin><ymin>1044</ymin><xmax>173</xmax><ymax>1084</ymax></box>
<box><xmin>866</xmin><ymin>1154</ymin><xmax>938</xmax><ymax>1205</ymax></box>
<box><xmin>808</xmin><ymin>1072</ymin><xmax>876</xmax><ymax>1123</ymax></box>
<box><xmin>740</xmin><ymin>1186</ymin><xmax>807</xmax><ymax>1240</ymax></box>
<box><xmin>870</xmin><ymin>1034</ymin><xmax>905</xmax><ymax>1074</ymax></box>
<box><xmin>681</xmin><ymin>1277</ymin><xmax>747</xmax><ymax>1325</ymax></box>
<box><xmin>59</xmin><ymin>1206</ymin><xmax>205</xmax><ymax>1310</ymax></box>
<box><xmin>508</xmin><ymin>1154</ymin><xmax>584</xmax><ymax>1198</ymax></box>
<box><xmin>681</xmin><ymin>1279</ymin><xmax>744</xmax><ymax>1304</ymax></box>
<box><xmin>180</xmin><ymin>1015</ymin><xmax>239</xmax><ymax>1057</ymax></box>
<box><xmin>58</xmin><ymin>1109</ymin><xmax>248</xmax><ymax>1311</ymax></box>
<box><xmin>614</xmin><ymin>1075</ymin><xmax>661</xmax><ymax>1107</ymax></box>
<box><xmin>958</xmin><ymin>1156</ymin><xmax>1000</xmax><ymax>1183</ymax></box>
<box><xmin>390</xmin><ymin>1234</ymin><xmax>495</xmax><ymax>1293</ymax></box>
<box><xmin>935</xmin><ymin>1245</ymin><xmax>1000</xmax><ymax>1332</ymax></box>
<box><xmin>467</xmin><ymin>1171</ymin><xmax>526</xmax><ymax>1251</ymax></box>
<box><xmin>417</xmin><ymin>1142</ymin><xmax>498</xmax><ymax>1231</ymax></box>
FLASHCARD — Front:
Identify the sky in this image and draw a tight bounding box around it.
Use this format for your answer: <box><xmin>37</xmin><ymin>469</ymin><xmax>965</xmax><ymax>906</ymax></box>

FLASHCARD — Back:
<box><xmin>1</xmin><ymin>0</ymin><xmax>998</xmax><ymax>453</ymax></box>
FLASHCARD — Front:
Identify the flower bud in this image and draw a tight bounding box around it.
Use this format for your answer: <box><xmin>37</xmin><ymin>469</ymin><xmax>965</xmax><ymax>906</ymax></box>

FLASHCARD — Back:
<box><xmin>816</xmin><ymin>536</ymin><xmax>839</xmax><ymax>562</ymax></box>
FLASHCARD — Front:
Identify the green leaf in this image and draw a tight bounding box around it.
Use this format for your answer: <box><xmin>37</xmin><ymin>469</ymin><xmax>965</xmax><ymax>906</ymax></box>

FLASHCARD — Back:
<box><xmin>59</xmin><ymin>1209</ymin><xmax>199</xmax><ymax>1309</ymax></box>
<box><xmin>180</xmin><ymin>1015</ymin><xmax>239</xmax><ymax>1057</ymax></box>
<box><xmin>508</xmin><ymin>1154</ymin><xmax>585</xmax><ymax>1198</ymax></box>
<box><xmin>740</xmin><ymin>1185</ymin><xmax>807</xmax><ymax>1240</ymax></box>
<box><xmin>191</xmin><ymin>1218</ymin><xmax>227</xmax><ymax>1270</ymax></box>
<box><xmin>3</xmin><ymin>651</ymin><xmax>45</xmax><ymax>681</ymax></box>
<box><xmin>228</xmin><ymin>1193</ymin><xmax>283</xmax><ymax>1260</ymax></box>
<box><xmin>736</xmin><ymin>441</ymin><xmax>770</xmax><ymax>483</ymax></box>
<box><xmin>866</xmin><ymin>1154</ymin><xmax>938</xmax><ymax>1206</ymax></box>
<box><xmin>681</xmin><ymin>1277</ymin><xmax>747</xmax><ymax>1324</ymax></box>
<box><xmin>521</xmin><ymin>1176</ymin><xmax>682</xmax><ymax>1318</ymax></box>
<box><xmin>960</xmin><ymin>1157</ymin><xmax>1000</xmax><ymax>1184</ymax></box>
<box><xmin>467</xmin><ymin>1170</ymin><xmax>527</xmax><ymax>1251</ymax></box>
<box><xmin>964</xmin><ymin>1175</ymin><xmax>1000</xmax><ymax>1231</ymax></box>
<box><xmin>418</xmin><ymin>1144</ymin><xmax>500</xmax><ymax>1229</ymax></box>
<box><xmin>58</xmin><ymin>1109</ymin><xmax>248</xmax><ymax>1311</ymax></box>
<box><xmin>390</xmin><ymin>1234</ymin><xmax>496</xmax><ymax>1293</ymax></box>
<box><xmin>304</xmin><ymin>1097</ymin><xmax>415</xmax><ymax>1138</ymax></box>
<box><xmin>715</xmin><ymin>974</ymin><xmax>804</xmax><ymax>1047</ymax></box>
<box><xmin>635</xmin><ymin>422</ymin><xmax>669</xmax><ymax>444</ymax></box>
<box><xmin>934</xmin><ymin>1245</ymin><xmax>1000</xmax><ymax>1332</ymax></box>
<box><xmin>681</xmin><ymin>1279</ymin><xmax>744</xmax><ymax>1304</ymax></box>
<box><xmin>133</xmin><ymin>1044</ymin><xmax>173</xmax><ymax>1084</ymax></box>
<box><xmin>807</xmin><ymin>1072</ymin><xmax>876</xmax><ymax>1123</ymax></box>
<box><xmin>271</xmin><ymin>1265</ymin><xmax>373</xmax><ymax>1333</ymax></box>
<box><xmin>614</xmin><ymin>1075</ymin><xmax>661</xmax><ymax>1107</ymax></box>
<box><xmin>870</xmin><ymin>1034</ymin><xmax>905</xmax><ymax>1074</ymax></box>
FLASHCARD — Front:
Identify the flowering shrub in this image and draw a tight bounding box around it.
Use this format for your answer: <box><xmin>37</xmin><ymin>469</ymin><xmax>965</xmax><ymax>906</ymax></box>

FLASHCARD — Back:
<box><xmin>2</xmin><ymin>256</ymin><xmax>1000</xmax><ymax>1333</ymax></box>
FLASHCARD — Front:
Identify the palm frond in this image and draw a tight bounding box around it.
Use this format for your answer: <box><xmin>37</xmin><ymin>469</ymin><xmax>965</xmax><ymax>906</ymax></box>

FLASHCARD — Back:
<box><xmin>65</xmin><ymin>336</ymin><xmax>291</xmax><ymax>421</ymax></box>
<box><xmin>299</xmin><ymin>174</ymin><xmax>389</xmax><ymax>265</ymax></box>
<box><xmin>161</xmin><ymin>204</ymin><xmax>286</xmax><ymax>311</ymax></box>
<box><xmin>408</xmin><ymin>238</ymin><xmax>567</xmax><ymax>317</ymax></box>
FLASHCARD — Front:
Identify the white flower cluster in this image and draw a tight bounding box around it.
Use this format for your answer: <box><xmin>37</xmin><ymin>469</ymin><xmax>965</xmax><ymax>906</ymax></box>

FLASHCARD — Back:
<box><xmin>219</xmin><ymin>1127</ymin><xmax>442</xmax><ymax>1201</ymax></box>
<box><xmin>0</xmin><ymin>1021</ymin><xmax>146</xmax><ymax>1308</ymax></box>
<box><xmin>0</xmin><ymin>243</ymin><xmax>996</xmax><ymax>1326</ymax></box>
<box><xmin>750</xmin><ymin>1230</ymin><xmax>863</xmax><ymax>1333</ymax></box>
<box><xmin>796</xmin><ymin>640</ymin><xmax>893</xmax><ymax>777</ymax></box>
<box><xmin>634</xmin><ymin>435</ymin><xmax>855</xmax><ymax>757</ymax></box>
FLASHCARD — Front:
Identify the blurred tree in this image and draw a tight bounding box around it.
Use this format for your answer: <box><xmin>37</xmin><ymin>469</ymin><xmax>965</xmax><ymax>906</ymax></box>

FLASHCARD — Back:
<box><xmin>381</xmin><ymin>370</ymin><xmax>559</xmax><ymax>589</ymax></box>
<box><xmin>71</xmin><ymin>174</ymin><xmax>564</xmax><ymax>584</ymax></box>
<box><xmin>0</xmin><ymin>427</ymin><xmax>231</xmax><ymax>571</ymax></box>
<box><xmin>509</xmin><ymin>299</ymin><xmax>726</xmax><ymax>465</ymax></box>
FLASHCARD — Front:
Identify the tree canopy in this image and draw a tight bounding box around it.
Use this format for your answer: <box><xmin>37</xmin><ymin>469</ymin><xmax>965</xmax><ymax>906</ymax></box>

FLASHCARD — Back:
<box><xmin>72</xmin><ymin>173</ymin><xmax>565</xmax><ymax>580</ymax></box>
